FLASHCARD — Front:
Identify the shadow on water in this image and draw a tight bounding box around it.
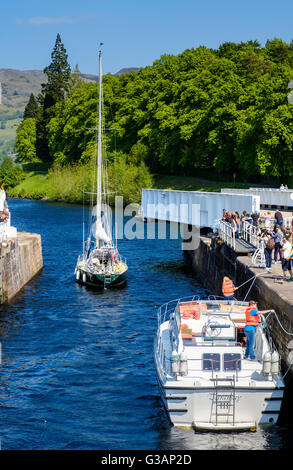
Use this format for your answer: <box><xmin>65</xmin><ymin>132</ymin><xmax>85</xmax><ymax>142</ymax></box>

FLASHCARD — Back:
<box><xmin>0</xmin><ymin>199</ymin><xmax>292</xmax><ymax>449</ymax></box>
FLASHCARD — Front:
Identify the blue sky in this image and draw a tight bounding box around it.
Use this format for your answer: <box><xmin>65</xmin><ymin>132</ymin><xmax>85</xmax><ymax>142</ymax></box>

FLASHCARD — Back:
<box><xmin>1</xmin><ymin>0</ymin><xmax>293</xmax><ymax>75</ymax></box>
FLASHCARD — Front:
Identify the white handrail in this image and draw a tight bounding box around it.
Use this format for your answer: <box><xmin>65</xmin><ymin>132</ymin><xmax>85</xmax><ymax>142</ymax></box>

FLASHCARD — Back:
<box><xmin>157</xmin><ymin>297</ymin><xmax>249</xmax><ymax>326</ymax></box>
<box><xmin>242</xmin><ymin>221</ymin><xmax>260</xmax><ymax>248</ymax></box>
<box><xmin>219</xmin><ymin>220</ymin><xmax>236</xmax><ymax>250</ymax></box>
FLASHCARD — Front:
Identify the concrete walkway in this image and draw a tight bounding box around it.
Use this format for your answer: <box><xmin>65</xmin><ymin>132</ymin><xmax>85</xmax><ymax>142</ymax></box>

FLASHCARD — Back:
<box><xmin>237</xmin><ymin>255</ymin><xmax>293</xmax><ymax>307</ymax></box>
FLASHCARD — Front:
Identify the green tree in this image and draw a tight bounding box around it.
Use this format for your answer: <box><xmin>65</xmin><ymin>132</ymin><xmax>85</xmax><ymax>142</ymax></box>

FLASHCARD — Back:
<box><xmin>23</xmin><ymin>93</ymin><xmax>39</xmax><ymax>120</ymax></box>
<box><xmin>15</xmin><ymin>118</ymin><xmax>39</xmax><ymax>163</ymax></box>
<box><xmin>37</xmin><ymin>33</ymin><xmax>71</xmax><ymax>162</ymax></box>
<box><xmin>41</xmin><ymin>33</ymin><xmax>71</xmax><ymax>109</ymax></box>
<box><xmin>18</xmin><ymin>38</ymin><xmax>293</xmax><ymax>181</ymax></box>
<box><xmin>0</xmin><ymin>156</ymin><xmax>25</xmax><ymax>188</ymax></box>
<box><xmin>68</xmin><ymin>64</ymin><xmax>85</xmax><ymax>98</ymax></box>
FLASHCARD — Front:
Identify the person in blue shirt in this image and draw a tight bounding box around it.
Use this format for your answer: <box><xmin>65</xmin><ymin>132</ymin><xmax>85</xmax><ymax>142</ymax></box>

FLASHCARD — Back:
<box><xmin>244</xmin><ymin>300</ymin><xmax>272</xmax><ymax>361</ymax></box>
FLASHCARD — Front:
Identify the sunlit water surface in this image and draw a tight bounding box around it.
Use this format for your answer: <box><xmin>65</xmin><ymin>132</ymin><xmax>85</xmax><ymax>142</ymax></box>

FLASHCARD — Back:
<box><xmin>0</xmin><ymin>199</ymin><xmax>292</xmax><ymax>450</ymax></box>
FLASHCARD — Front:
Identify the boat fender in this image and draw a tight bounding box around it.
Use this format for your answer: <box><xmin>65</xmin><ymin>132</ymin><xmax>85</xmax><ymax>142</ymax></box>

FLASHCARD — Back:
<box><xmin>271</xmin><ymin>351</ymin><xmax>280</xmax><ymax>377</ymax></box>
<box><xmin>76</xmin><ymin>270</ymin><xmax>80</xmax><ymax>281</ymax></box>
<box><xmin>82</xmin><ymin>272</ymin><xmax>87</xmax><ymax>283</ymax></box>
<box><xmin>179</xmin><ymin>350</ymin><xmax>188</xmax><ymax>376</ymax></box>
<box><xmin>262</xmin><ymin>352</ymin><xmax>272</xmax><ymax>376</ymax></box>
<box><xmin>170</xmin><ymin>350</ymin><xmax>180</xmax><ymax>376</ymax></box>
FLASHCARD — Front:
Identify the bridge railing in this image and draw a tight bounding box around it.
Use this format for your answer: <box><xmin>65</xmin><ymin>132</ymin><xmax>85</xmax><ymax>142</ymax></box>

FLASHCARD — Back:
<box><xmin>218</xmin><ymin>220</ymin><xmax>236</xmax><ymax>250</ymax></box>
<box><xmin>242</xmin><ymin>221</ymin><xmax>260</xmax><ymax>248</ymax></box>
<box><xmin>219</xmin><ymin>215</ymin><xmax>293</xmax><ymax>251</ymax></box>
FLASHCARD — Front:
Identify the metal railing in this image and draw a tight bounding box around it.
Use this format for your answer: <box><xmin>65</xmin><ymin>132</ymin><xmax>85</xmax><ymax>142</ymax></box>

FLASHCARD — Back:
<box><xmin>157</xmin><ymin>297</ymin><xmax>250</xmax><ymax>326</ymax></box>
<box><xmin>218</xmin><ymin>219</ymin><xmax>263</xmax><ymax>249</ymax></box>
<box><xmin>218</xmin><ymin>215</ymin><xmax>293</xmax><ymax>250</ymax></box>
<box><xmin>219</xmin><ymin>220</ymin><xmax>236</xmax><ymax>250</ymax></box>
<box><xmin>242</xmin><ymin>221</ymin><xmax>260</xmax><ymax>248</ymax></box>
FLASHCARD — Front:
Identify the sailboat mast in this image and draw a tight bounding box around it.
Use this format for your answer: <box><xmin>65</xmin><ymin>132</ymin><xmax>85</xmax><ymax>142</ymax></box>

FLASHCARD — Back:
<box><xmin>97</xmin><ymin>47</ymin><xmax>103</xmax><ymax>227</ymax></box>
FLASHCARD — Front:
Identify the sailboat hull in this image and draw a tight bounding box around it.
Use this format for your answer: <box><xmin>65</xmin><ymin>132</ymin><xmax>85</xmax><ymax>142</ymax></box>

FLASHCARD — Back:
<box><xmin>75</xmin><ymin>265</ymin><xmax>128</xmax><ymax>288</ymax></box>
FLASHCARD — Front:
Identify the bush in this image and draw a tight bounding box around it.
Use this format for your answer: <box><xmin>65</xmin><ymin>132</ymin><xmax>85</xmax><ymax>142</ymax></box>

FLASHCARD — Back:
<box><xmin>0</xmin><ymin>156</ymin><xmax>25</xmax><ymax>188</ymax></box>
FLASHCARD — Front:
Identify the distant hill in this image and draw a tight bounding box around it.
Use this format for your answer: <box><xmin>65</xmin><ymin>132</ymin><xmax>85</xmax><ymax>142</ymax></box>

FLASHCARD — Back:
<box><xmin>115</xmin><ymin>67</ymin><xmax>140</xmax><ymax>76</ymax></box>
<box><xmin>0</xmin><ymin>67</ymin><xmax>138</xmax><ymax>155</ymax></box>
<box><xmin>0</xmin><ymin>68</ymin><xmax>99</xmax><ymax>119</ymax></box>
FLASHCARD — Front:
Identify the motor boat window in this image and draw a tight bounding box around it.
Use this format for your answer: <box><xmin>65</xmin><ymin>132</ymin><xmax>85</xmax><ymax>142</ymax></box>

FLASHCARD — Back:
<box><xmin>202</xmin><ymin>353</ymin><xmax>220</xmax><ymax>371</ymax></box>
<box><xmin>224</xmin><ymin>353</ymin><xmax>242</xmax><ymax>371</ymax></box>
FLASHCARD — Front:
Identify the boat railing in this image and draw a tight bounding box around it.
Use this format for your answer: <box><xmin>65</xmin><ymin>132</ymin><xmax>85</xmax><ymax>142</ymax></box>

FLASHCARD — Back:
<box><xmin>78</xmin><ymin>254</ymin><xmax>86</xmax><ymax>263</ymax></box>
<box><xmin>157</xmin><ymin>297</ymin><xmax>249</xmax><ymax>326</ymax></box>
<box><xmin>157</xmin><ymin>295</ymin><xmax>200</xmax><ymax>327</ymax></box>
<box><xmin>207</xmin><ymin>294</ymin><xmax>225</xmax><ymax>300</ymax></box>
<box><xmin>117</xmin><ymin>253</ymin><xmax>127</xmax><ymax>265</ymax></box>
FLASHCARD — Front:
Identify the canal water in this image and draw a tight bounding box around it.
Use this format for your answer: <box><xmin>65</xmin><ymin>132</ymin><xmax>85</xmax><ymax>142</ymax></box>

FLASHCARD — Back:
<box><xmin>0</xmin><ymin>199</ymin><xmax>292</xmax><ymax>450</ymax></box>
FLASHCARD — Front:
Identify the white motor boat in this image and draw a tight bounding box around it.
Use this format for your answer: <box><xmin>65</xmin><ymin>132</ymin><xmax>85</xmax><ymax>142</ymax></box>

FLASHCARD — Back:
<box><xmin>154</xmin><ymin>297</ymin><xmax>285</xmax><ymax>431</ymax></box>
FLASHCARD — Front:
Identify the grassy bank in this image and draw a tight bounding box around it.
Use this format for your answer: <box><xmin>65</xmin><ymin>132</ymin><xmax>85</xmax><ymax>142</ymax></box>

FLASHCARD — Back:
<box><xmin>8</xmin><ymin>168</ymin><xmax>95</xmax><ymax>203</ymax></box>
<box><xmin>7</xmin><ymin>160</ymin><xmax>153</xmax><ymax>205</ymax></box>
<box><xmin>8</xmin><ymin>170</ymin><xmax>261</xmax><ymax>205</ymax></box>
<box><xmin>8</xmin><ymin>172</ymin><xmax>52</xmax><ymax>200</ymax></box>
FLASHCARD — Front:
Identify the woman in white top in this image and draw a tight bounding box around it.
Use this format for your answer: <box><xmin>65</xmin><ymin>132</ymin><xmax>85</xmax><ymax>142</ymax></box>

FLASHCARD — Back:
<box><xmin>281</xmin><ymin>235</ymin><xmax>293</xmax><ymax>282</ymax></box>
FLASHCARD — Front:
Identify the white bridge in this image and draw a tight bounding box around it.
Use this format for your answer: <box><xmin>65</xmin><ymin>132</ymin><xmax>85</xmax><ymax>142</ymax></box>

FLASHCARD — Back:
<box><xmin>221</xmin><ymin>188</ymin><xmax>293</xmax><ymax>209</ymax></box>
<box><xmin>141</xmin><ymin>187</ymin><xmax>293</xmax><ymax>257</ymax></box>
<box><xmin>141</xmin><ymin>189</ymin><xmax>260</xmax><ymax>230</ymax></box>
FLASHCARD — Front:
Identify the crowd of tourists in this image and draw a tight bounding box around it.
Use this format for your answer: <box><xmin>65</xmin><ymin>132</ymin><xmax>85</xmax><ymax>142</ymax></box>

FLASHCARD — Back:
<box><xmin>222</xmin><ymin>208</ymin><xmax>293</xmax><ymax>282</ymax></box>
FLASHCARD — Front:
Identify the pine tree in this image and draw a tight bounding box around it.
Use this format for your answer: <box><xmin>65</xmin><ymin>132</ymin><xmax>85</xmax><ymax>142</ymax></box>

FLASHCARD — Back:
<box><xmin>23</xmin><ymin>93</ymin><xmax>39</xmax><ymax>120</ymax></box>
<box><xmin>68</xmin><ymin>64</ymin><xmax>85</xmax><ymax>97</ymax></box>
<box><xmin>41</xmin><ymin>33</ymin><xmax>71</xmax><ymax>109</ymax></box>
<box><xmin>36</xmin><ymin>34</ymin><xmax>71</xmax><ymax>162</ymax></box>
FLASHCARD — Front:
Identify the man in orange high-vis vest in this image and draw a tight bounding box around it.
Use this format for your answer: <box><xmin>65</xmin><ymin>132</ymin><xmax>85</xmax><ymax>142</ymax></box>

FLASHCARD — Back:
<box><xmin>244</xmin><ymin>300</ymin><xmax>272</xmax><ymax>361</ymax></box>
<box><xmin>222</xmin><ymin>276</ymin><xmax>238</xmax><ymax>300</ymax></box>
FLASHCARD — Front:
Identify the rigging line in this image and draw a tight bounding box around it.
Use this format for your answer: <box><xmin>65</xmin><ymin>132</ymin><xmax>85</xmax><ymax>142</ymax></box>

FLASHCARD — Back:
<box><xmin>243</xmin><ymin>275</ymin><xmax>257</xmax><ymax>301</ymax></box>
<box><xmin>264</xmin><ymin>310</ymin><xmax>293</xmax><ymax>336</ymax></box>
<box><xmin>281</xmin><ymin>363</ymin><xmax>292</xmax><ymax>380</ymax></box>
<box><xmin>237</xmin><ymin>272</ymin><xmax>264</xmax><ymax>290</ymax></box>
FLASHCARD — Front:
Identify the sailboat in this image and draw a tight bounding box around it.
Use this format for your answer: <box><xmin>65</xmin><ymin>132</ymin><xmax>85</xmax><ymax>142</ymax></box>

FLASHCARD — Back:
<box><xmin>74</xmin><ymin>45</ymin><xmax>128</xmax><ymax>288</ymax></box>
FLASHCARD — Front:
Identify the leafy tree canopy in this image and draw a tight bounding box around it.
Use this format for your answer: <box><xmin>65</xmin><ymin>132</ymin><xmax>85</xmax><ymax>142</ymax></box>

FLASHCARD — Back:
<box><xmin>16</xmin><ymin>38</ymin><xmax>293</xmax><ymax>181</ymax></box>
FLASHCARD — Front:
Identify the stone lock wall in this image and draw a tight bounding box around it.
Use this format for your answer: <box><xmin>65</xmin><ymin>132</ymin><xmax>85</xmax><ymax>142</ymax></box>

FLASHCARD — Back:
<box><xmin>0</xmin><ymin>232</ymin><xmax>43</xmax><ymax>303</ymax></box>
<box><xmin>185</xmin><ymin>235</ymin><xmax>293</xmax><ymax>425</ymax></box>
